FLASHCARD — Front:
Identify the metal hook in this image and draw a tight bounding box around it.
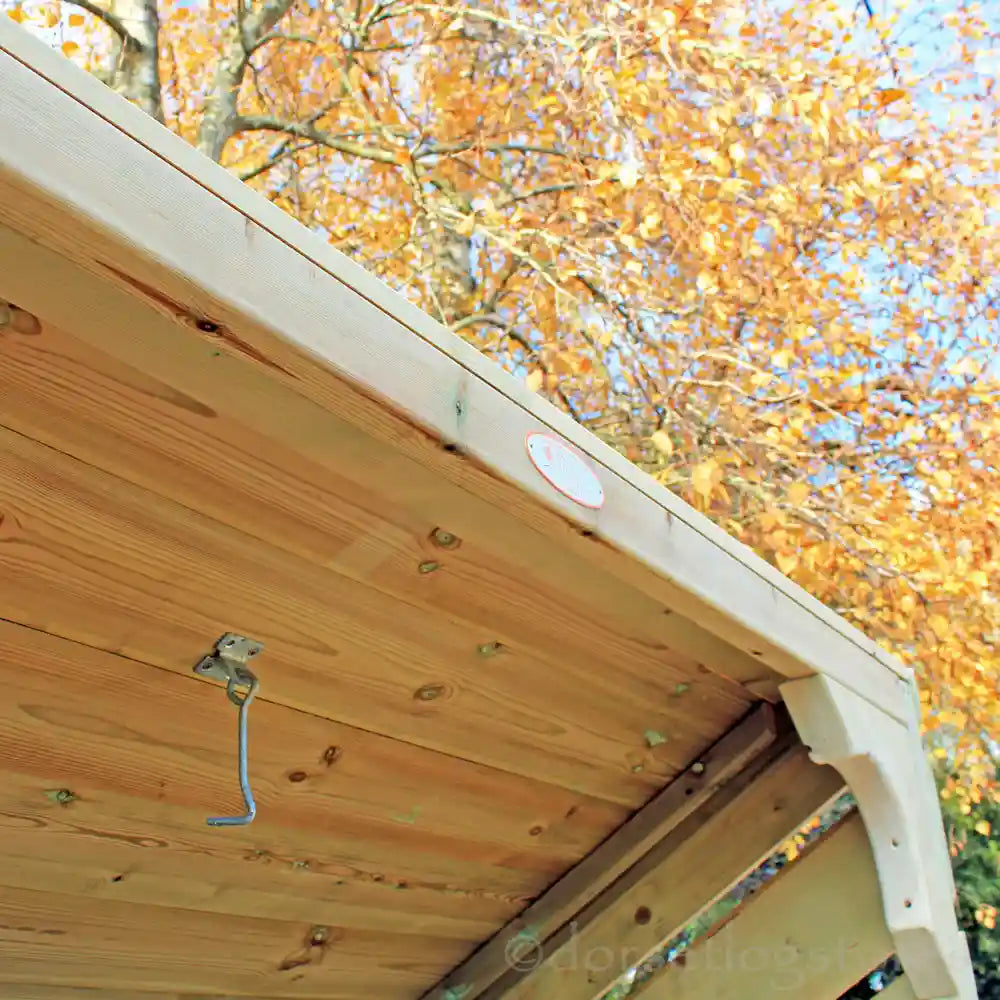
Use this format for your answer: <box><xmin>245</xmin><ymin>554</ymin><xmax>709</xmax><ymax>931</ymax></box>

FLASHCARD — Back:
<box><xmin>194</xmin><ymin>633</ymin><xmax>263</xmax><ymax>827</ymax></box>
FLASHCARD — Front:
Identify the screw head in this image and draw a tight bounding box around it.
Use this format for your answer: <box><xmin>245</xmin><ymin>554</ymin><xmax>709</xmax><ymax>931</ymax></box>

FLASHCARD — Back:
<box><xmin>430</xmin><ymin>527</ymin><xmax>461</xmax><ymax>550</ymax></box>
<box><xmin>477</xmin><ymin>641</ymin><xmax>503</xmax><ymax>658</ymax></box>
<box><xmin>691</xmin><ymin>761</ymin><xmax>706</xmax><ymax>775</ymax></box>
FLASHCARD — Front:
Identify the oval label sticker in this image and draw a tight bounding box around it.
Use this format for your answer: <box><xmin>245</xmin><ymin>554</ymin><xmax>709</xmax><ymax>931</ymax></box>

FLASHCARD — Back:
<box><xmin>525</xmin><ymin>432</ymin><xmax>605</xmax><ymax>510</ymax></box>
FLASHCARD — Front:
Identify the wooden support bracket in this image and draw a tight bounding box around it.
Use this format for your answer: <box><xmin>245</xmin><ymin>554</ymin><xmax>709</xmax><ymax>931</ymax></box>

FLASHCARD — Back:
<box><xmin>782</xmin><ymin>674</ymin><xmax>978</xmax><ymax>1000</ymax></box>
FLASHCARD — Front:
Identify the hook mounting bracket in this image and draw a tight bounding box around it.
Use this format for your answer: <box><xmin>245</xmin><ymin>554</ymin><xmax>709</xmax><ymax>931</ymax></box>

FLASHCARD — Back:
<box><xmin>195</xmin><ymin>632</ymin><xmax>262</xmax><ymax>695</ymax></box>
<box><xmin>194</xmin><ymin>632</ymin><xmax>263</xmax><ymax>826</ymax></box>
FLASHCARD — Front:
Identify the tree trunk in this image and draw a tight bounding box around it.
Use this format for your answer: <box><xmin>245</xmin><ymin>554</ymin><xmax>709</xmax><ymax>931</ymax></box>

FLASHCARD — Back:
<box><xmin>105</xmin><ymin>0</ymin><xmax>163</xmax><ymax>122</ymax></box>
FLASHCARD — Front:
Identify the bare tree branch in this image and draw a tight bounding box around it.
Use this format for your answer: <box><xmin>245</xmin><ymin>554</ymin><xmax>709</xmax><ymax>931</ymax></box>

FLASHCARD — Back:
<box><xmin>72</xmin><ymin>0</ymin><xmax>162</xmax><ymax>121</ymax></box>
<box><xmin>234</xmin><ymin>115</ymin><xmax>400</xmax><ymax>164</ymax></box>
<box><xmin>65</xmin><ymin>0</ymin><xmax>134</xmax><ymax>43</ymax></box>
<box><xmin>419</xmin><ymin>139</ymin><xmax>583</xmax><ymax>159</ymax></box>
<box><xmin>239</xmin><ymin>139</ymin><xmax>319</xmax><ymax>181</ymax></box>
<box><xmin>196</xmin><ymin>0</ymin><xmax>297</xmax><ymax>161</ymax></box>
<box><xmin>248</xmin><ymin>30</ymin><xmax>319</xmax><ymax>53</ymax></box>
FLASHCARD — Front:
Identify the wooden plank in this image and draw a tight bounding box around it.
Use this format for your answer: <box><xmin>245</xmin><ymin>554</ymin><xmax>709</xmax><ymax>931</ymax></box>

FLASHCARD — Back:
<box><xmin>0</xmin><ymin>412</ymin><xmax>746</xmax><ymax>808</ymax></box>
<box><xmin>6</xmin><ymin>990</ymin><xmax>222</xmax><ymax>1000</ymax></box>
<box><xmin>5</xmin><ymin>990</ymin><xmax>188</xmax><ymax>1000</ymax></box>
<box><xmin>0</xmin><ymin>26</ymin><xmax>911</xmax><ymax>725</ymax></box>
<box><xmin>0</xmin><ymin>840</ymin><xmax>511</xmax><ymax>941</ymax></box>
<box><xmin>426</xmin><ymin>704</ymin><xmax>779</xmax><ymax>1000</ymax></box>
<box><xmin>0</xmin><ymin>618</ymin><xmax>629</xmax><ymax>909</ymax></box>
<box><xmin>637</xmin><ymin>813</ymin><xmax>893</xmax><ymax>1000</ymax></box>
<box><xmin>483</xmin><ymin>743</ymin><xmax>847</xmax><ymax>1000</ymax></box>
<box><xmin>0</xmin><ymin>886</ymin><xmax>466</xmax><ymax>998</ymax></box>
<box><xmin>5</xmin><ymin>989</ymin><xmax>390</xmax><ymax>1000</ymax></box>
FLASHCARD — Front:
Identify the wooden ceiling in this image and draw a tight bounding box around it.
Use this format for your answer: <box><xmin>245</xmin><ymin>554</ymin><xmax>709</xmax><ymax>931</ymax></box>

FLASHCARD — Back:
<box><xmin>0</xmin><ymin>21</ymin><xmax>921</xmax><ymax>1000</ymax></box>
<box><xmin>0</xmin><ymin>196</ymin><xmax>763</xmax><ymax>1000</ymax></box>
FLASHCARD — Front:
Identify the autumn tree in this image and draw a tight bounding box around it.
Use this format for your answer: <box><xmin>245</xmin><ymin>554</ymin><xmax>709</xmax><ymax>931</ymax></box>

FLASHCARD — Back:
<box><xmin>7</xmin><ymin>0</ymin><xmax>1000</xmax><ymax>792</ymax></box>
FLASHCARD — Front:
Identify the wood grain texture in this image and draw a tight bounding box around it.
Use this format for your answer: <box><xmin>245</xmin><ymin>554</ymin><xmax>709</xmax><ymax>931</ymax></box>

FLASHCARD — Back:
<box><xmin>0</xmin><ymin>618</ymin><xmax>631</xmax><ymax>908</ymax></box>
<box><xmin>0</xmin><ymin>28</ymin><xmax>916</xmax><ymax>727</ymax></box>
<box><xmin>427</xmin><ymin>704</ymin><xmax>779</xmax><ymax>1000</ymax></box>
<box><xmin>4</xmin><ymin>990</ymin><xmax>269</xmax><ymax>1000</ymax></box>
<box><xmin>638</xmin><ymin>813</ymin><xmax>893</xmax><ymax>1000</ymax></box>
<box><xmin>0</xmin><ymin>248</ymin><xmax>759</xmax><ymax>805</ymax></box>
<box><xmin>4</xmin><ymin>990</ymin><xmax>340</xmax><ymax>1000</ymax></box>
<box><xmin>0</xmin><ymin>886</ymin><xmax>466</xmax><ymax>998</ymax></box>
<box><xmin>0</xmin><ymin>276</ymin><xmax>756</xmax><ymax>716</ymax></box>
<box><xmin>489</xmin><ymin>744</ymin><xmax>847</xmax><ymax>1000</ymax></box>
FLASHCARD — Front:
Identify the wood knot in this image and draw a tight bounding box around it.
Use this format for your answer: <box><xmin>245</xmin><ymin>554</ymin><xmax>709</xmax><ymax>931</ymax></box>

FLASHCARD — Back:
<box><xmin>414</xmin><ymin>682</ymin><xmax>450</xmax><ymax>702</ymax></box>
<box><xmin>0</xmin><ymin>302</ymin><xmax>42</xmax><ymax>336</ymax></box>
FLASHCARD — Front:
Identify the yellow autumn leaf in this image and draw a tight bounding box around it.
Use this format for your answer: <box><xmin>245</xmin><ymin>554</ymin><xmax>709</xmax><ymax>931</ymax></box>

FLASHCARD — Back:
<box><xmin>949</xmin><ymin>356</ymin><xmax>982</xmax><ymax>378</ymax></box>
<box><xmin>776</xmin><ymin>551</ymin><xmax>798</xmax><ymax>575</ymax></box>
<box><xmin>61</xmin><ymin>40</ymin><xmax>80</xmax><ymax>56</ymax></box>
<box><xmin>700</xmin><ymin>231</ymin><xmax>717</xmax><ymax>255</ymax></box>
<box><xmin>696</xmin><ymin>270</ymin><xmax>718</xmax><ymax>294</ymax></box>
<box><xmin>927</xmin><ymin>614</ymin><xmax>950</xmax><ymax>640</ymax></box>
<box><xmin>7</xmin><ymin>5</ymin><xmax>24</xmax><ymax>22</ymax></box>
<box><xmin>787</xmin><ymin>482</ymin><xmax>810</xmax><ymax>506</ymax></box>
<box><xmin>876</xmin><ymin>88</ymin><xmax>907</xmax><ymax>108</ymax></box>
<box><xmin>68</xmin><ymin>12</ymin><xmax>85</xmax><ymax>26</ymax></box>
<box><xmin>691</xmin><ymin>459</ymin><xmax>720</xmax><ymax>500</ymax></box>
<box><xmin>651</xmin><ymin>430</ymin><xmax>674</xmax><ymax>456</ymax></box>
<box><xmin>525</xmin><ymin>369</ymin><xmax>543</xmax><ymax>393</ymax></box>
<box><xmin>618</xmin><ymin>161</ymin><xmax>640</xmax><ymax>189</ymax></box>
<box><xmin>772</xmin><ymin>349</ymin><xmax>793</xmax><ymax>369</ymax></box>
<box><xmin>974</xmin><ymin>819</ymin><xmax>991</xmax><ymax>836</ymax></box>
